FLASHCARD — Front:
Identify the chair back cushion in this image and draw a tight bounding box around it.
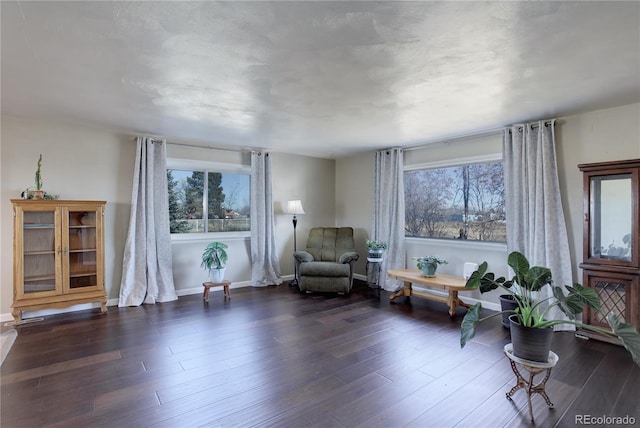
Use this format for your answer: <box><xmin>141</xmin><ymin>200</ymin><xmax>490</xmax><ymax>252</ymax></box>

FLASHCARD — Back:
<box><xmin>306</xmin><ymin>227</ymin><xmax>355</xmax><ymax>262</ymax></box>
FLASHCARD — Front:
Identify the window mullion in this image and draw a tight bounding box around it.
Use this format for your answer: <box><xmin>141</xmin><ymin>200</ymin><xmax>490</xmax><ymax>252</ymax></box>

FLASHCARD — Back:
<box><xmin>203</xmin><ymin>171</ymin><xmax>209</xmax><ymax>233</ymax></box>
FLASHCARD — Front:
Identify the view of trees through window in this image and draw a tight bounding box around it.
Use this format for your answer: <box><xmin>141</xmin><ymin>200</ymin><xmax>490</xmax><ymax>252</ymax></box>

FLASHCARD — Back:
<box><xmin>404</xmin><ymin>161</ymin><xmax>506</xmax><ymax>242</ymax></box>
<box><xmin>167</xmin><ymin>169</ymin><xmax>250</xmax><ymax>234</ymax></box>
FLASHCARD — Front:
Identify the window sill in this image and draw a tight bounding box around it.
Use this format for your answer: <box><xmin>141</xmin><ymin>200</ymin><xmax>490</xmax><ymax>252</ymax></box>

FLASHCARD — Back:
<box><xmin>405</xmin><ymin>236</ymin><xmax>507</xmax><ymax>251</ymax></box>
<box><xmin>171</xmin><ymin>231</ymin><xmax>250</xmax><ymax>242</ymax></box>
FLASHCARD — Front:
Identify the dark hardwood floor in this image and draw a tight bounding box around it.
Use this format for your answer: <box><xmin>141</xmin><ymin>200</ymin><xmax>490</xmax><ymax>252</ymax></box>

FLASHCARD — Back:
<box><xmin>1</xmin><ymin>282</ymin><xmax>638</xmax><ymax>427</ymax></box>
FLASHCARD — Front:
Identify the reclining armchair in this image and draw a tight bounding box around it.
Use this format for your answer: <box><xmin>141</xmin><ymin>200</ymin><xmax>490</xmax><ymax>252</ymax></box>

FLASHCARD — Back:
<box><xmin>294</xmin><ymin>227</ymin><xmax>359</xmax><ymax>294</ymax></box>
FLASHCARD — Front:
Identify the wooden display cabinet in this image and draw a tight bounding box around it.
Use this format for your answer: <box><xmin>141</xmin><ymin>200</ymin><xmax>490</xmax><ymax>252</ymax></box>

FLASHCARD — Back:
<box><xmin>12</xmin><ymin>199</ymin><xmax>107</xmax><ymax>322</ymax></box>
<box><xmin>578</xmin><ymin>159</ymin><xmax>640</xmax><ymax>343</ymax></box>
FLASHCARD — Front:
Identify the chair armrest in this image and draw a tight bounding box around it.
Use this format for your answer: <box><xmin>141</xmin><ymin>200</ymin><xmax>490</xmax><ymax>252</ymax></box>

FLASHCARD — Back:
<box><xmin>294</xmin><ymin>251</ymin><xmax>314</xmax><ymax>263</ymax></box>
<box><xmin>339</xmin><ymin>252</ymin><xmax>359</xmax><ymax>264</ymax></box>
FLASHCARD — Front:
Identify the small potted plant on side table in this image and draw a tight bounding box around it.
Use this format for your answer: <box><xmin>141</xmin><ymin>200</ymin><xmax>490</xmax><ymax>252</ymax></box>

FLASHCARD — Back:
<box><xmin>366</xmin><ymin>240</ymin><xmax>387</xmax><ymax>260</ymax></box>
<box><xmin>414</xmin><ymin>256</ymin><xmax>447</xmax><ymax>277</ymax></box>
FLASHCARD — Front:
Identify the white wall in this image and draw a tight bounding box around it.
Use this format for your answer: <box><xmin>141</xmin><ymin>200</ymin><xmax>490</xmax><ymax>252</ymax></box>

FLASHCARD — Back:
<box><xmin>2</xmin><ymin>102</ymin><xmax>638</xmax><ymax>318</ymax></box>
<box><xmin>1</xmin><ymin>115</ymin><xmax>135</xmax><ymax>317</ymax></box>
<box><xmin>335</xmin><ymin>152</ymin><xmax>374</xmax><ymax>275</ymax></box>
<box><xmin>557</xmin><ymin>102</ymin><xmax>640</xmax><ymax>281</ymax></box>
<box><xmin>167</xmin><ymin>150</ymin><xmax>336</xmax><ymax>292</ymax></box>
<box><xmin>335</xmin><ymin>102</ymin><xmax>640</xmax><ymax>309</ymax></box>
<box><xmin>272</xmin><ymin>153</ymin><xmax>336</xmax><ymax>277</ymax></box>
<box><xmin>0</xmin><ymin>118</ymin><xmax>337</xmax><ymax>318</ymax></box>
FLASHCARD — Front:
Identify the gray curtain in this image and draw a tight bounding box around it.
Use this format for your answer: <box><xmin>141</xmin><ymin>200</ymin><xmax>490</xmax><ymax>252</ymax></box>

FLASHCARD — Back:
<box><xmin>503</xmin><ymin>120</ymin><xmax>573</xmax><ymax>330</ymax></box>
<box><xmin>250</xmin><ymin>151</ymin><xmax>282</xmax><ymax>286</ymax></box>
<box><xmin>119</xmin><ymin>136</ymin><xmax>177</xmax><ymax>306</ymax></box>
<box><xmin>373</xmin><ymin>148</ymin><xmax>406</xmax><ymax>290</ymax></box>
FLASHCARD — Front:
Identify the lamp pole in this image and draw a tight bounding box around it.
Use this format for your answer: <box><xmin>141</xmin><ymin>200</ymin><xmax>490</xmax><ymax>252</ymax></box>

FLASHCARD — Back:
<box><xmin>292</xmin><ymin>214</ymin><xmax>298</xmax><ymax>252</ymax></box>
<box><xmin>286</xmin><ymin>200</ymin><xmax>304</xmax><ymax>287</ymax></box>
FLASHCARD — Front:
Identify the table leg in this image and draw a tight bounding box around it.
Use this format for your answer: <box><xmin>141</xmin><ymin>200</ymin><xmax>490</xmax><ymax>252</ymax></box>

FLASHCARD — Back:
<box><xmin>389</xmin><ymin>281</ymin><xmax>411</xmax><ymax>301</ymax></box>
<box><xmin>203</xmin><ymin>287</ymin><xmax>210</xmax><ymax>302</ymax></box>
<box><xmin>448</xmin><ymin>291</ymin><xmax>458</xmax><ymax>316</ymax></box>
<box><xmin>447</xmin><ymin>290</ymin><xmax>472</xmax><ymax>316</ymax></box>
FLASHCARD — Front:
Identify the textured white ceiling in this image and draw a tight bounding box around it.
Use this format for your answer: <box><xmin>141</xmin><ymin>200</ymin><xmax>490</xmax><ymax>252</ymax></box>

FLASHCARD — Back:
<box><xmin>2</xmin><ymin>1</ymin><xmax>639</xmax><ymax>158</ymax></box>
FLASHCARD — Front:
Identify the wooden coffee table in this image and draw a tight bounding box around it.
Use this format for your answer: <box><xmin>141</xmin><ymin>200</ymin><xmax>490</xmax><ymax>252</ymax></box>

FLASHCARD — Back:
<box><xmin>387</xmin><ymin>269</ymin><xmax>471</xmax><ymax>316</ymax></box>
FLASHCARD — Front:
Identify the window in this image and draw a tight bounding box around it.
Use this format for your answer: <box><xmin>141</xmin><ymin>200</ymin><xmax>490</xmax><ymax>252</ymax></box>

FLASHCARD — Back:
<box><xmin>167</xmin><ymin>169</ymin><xmax>250</xmax><ymax>234</ymax></box>
<box><xmin>404</xmin><ymin>160</ymin><xmax>505</xmax><ymax>242</ymax></box>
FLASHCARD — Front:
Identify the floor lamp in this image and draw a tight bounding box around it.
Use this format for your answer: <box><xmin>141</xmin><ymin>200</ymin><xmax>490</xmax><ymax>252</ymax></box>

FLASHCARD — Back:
<box><xmin>286</xmin><ymin>199</ymin><xmax>305</xmax><ymax>287</ymax></box>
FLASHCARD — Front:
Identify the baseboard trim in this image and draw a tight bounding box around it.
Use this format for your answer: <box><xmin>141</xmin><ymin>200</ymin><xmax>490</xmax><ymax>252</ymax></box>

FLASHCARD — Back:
<box><xmin>0</xmin><ymin>280</ymin><xmax>257</xmax><ymax>322</ymax></box>
<box><xmin>0</xmin><ymin>278</ymin><xmax>500</xmax><ymax>321</ymax></box>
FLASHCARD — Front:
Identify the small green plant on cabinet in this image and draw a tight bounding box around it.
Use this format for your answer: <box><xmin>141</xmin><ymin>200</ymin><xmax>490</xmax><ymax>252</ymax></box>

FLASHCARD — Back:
<box><xmin>35</xmin><ymin>154</ymin><xmax>43</xmax><ymax>190</ymax></box>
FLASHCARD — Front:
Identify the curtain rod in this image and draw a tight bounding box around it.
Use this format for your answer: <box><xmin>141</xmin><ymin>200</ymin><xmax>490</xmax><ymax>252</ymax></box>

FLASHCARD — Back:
<box><xmin>167</xmin><ymin>141</ymin><xmax>253</xmax><ymax>153</ymax></box>
<box><xmin>403</xmin><ymin>127</ymin><xmax>504</xmax><ymax>152</ymax></box>
<box><xmin>130</xmin><ymin>136</ymin><xmax>253</xmax><ymax>153</ymax></box>
<box><xmin>403</xmin><ymin>120</ymin><xmax>558</xmax><ymax>152</ymax></box>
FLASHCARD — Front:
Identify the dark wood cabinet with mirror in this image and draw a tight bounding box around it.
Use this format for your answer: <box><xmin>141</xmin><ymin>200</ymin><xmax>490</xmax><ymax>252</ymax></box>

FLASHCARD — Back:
<box><xmin>578</xmin><ymin>159</ymin><xmax>639</xmax><ymax>343</ymax></box>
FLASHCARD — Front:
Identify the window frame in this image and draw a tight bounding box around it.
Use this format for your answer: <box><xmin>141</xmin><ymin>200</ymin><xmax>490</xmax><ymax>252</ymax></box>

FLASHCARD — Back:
<box><xmin>167</xmin><ymin>158</ymin><xmax>251</xmax><ymax>241</ymax></box>
<box><xmin>404</xmin><ymin>152</ymin><xmax>507</xmax><ymax>245</ymax></box>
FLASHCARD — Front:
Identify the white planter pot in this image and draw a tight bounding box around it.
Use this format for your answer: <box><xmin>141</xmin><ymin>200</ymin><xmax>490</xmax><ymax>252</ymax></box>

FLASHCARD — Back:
<box><xmin>209</xmin><ymin>267</ymin><xmax>226</xmax><ymax>283</ymax></box>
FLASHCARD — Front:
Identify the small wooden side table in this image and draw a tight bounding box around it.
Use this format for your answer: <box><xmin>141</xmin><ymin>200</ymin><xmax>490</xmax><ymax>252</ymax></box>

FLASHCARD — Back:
<box><xmin>202</xmin><ymin>281</ymin><xmax>231</xmax><ymax>303</ymax></box>
<box><xmin>504</xmin><ymin>343</ymin><xmax>559</xmax><ymax>423</ymax></box>
<box><xmin>387</xmin><ymin>269</ymin><xmax>471</xmax><ymax>316</ymax></box>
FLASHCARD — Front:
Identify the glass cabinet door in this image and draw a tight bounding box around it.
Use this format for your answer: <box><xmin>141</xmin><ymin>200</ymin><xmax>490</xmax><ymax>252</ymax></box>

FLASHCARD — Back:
<box><xmin>20</xmin><ymin>209</ymin><xmax>60</xmax><ymax>296</ymax></box>
<box><xmin>588</xmin><ymin>173</ymin><xmax>633</xmax><ymax>264</ymax></box>
<box><xmin>65</xmin><ymin>209</ymin><xmax>100</xmax><ymax>292</ymax></box>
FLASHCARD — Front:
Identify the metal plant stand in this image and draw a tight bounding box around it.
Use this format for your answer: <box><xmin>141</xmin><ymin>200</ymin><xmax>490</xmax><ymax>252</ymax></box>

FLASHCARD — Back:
<box><xmin>504</xmin><ymin>343</ymin><xmax>559</xmax><ymax>423</ymax></box>
<box><xmin>366</xmin><ymin>257</ymin><xmax>382</xmax><ymax>291</ymax></box>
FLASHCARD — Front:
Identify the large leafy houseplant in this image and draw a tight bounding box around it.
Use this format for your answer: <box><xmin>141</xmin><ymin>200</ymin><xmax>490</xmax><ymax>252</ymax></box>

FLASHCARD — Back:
<box><xmin>460</xmin><ymin>251</ymin><xmax>640</xmax><ymax>366</ymax></box>
<box><xmin>201</xmin><ymin>241</ymin><xmax>228</xmax><ymax>282</ymax></box>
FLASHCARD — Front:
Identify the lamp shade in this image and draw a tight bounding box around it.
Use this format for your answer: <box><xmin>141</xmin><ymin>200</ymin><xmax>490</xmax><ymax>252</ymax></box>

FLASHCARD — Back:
<box><xmin>286</xmin><ymin>200</ymin><xmax>305</xmax><ymax>215</ymax></box>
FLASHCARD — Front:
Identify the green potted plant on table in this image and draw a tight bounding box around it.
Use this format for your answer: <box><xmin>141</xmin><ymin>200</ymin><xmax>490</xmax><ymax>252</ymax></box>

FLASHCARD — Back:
<box><xmin>414</xmin><ymin>255</ymin><xmax>447</xmax><ymax>277</ymax></box>
<box><xmin>201</xmin><ymin>241</ymin><xmax>228</xmax><ymax>283</ymax></box>
<box><xmin>366</xmin><ymin>240</ymin><xmax>387</xmax><ymax>259</ymax></box>
<box><xmin>460</xmin><ymin>251</ymin><xmax>640</xmax><ymax>365</ymax></box>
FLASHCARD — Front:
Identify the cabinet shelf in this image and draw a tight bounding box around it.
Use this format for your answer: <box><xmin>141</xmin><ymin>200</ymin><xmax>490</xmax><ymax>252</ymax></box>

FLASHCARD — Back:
<box><xmin>24</xmin><ymin>250</ymin><xmax>56</xmax><ymax>256</ymax></box>
<box><xmin>25</xmin><ymin>274</ymin><xmax>56</xmax><ymax>282</ymax></box>
<box><xmin>69</xmin><ymin>272</ymin><xmax>97</xmax><ymax>278</ymax></box>
<box><xmin>24</xmin><ymin>224</ymin><xmax>55</xmax><ymax>228</ymax></box>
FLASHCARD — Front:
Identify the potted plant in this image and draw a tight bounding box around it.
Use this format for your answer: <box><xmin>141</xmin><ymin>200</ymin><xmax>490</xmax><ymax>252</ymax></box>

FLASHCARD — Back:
<box><xmin>460</xmin><ymin>251</ymin><xmax>640</xmax><ymax>365</ymax></box>
<box><xmin>414</xmin><ymin>255</ymin><xmax>447</xmax><ymax>277</ymax></box>
<box><xmin>499</xmin><ymin>294</ymin><xmax>519</xmax><ymax>329</ymax></box>
<box><xmin>201</xmin><ymin>241</ymin><xmax>228</xmax><ymax>282</ymax></box>
<box><xmin>366</xmin><ymin>240</ymin><xmax>387</xmax><ymax>259</ymax></box>
<box><xmin>33</xmin><ymin>154</ymin><xmax>44</xmax><ymax>199</ymax></box>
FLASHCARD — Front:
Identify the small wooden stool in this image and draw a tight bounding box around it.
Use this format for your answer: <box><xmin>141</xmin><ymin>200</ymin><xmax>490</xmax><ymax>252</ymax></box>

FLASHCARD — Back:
<box><xmin>202</xmin><ymin>280</ymin><xmax>231</xmax><ymax>302</ymax></box>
